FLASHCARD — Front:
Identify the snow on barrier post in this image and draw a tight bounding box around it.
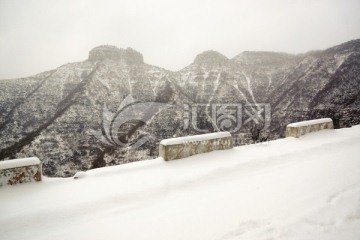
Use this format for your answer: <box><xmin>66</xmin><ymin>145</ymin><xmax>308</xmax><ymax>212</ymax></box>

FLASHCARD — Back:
<box><xmin>285</xmin><ymin>118</ymin><xmax>334</xmax><ymax>138</ymax></box>
<box><xmin>0</xmin><ymin>157</ymin><xmax>42</xmax><ymax>186</ymax></box>
<box><xmin>159</xmin><ymin>132</ymin><xmax>233</xmax><ymax>161</ymax></box>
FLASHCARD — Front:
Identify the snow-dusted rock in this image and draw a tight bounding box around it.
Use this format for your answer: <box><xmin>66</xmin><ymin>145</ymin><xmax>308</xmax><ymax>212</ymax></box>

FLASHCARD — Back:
<box><xmin>159</xmin><ymin>132</ymin><xmax>233</xmax><ymax>161</ymax></box>
<box><xmin>193</xmin><ymin>50</ymin><xmax>229</xmax><ymax>68</ymax></box>
<box><xmin>0</xmin><ymin>157</ymin><xmax>42</xmax><ymax>186</ymax></box>
<box><xmin>285</xmin><ymin>118</ymin><xmax>334</xmax><ymax>138</ymax></box>
<box><xmin>88</xmin><ymin>45</ymin><xmax>143</xmax><ymax>64</ymax></box>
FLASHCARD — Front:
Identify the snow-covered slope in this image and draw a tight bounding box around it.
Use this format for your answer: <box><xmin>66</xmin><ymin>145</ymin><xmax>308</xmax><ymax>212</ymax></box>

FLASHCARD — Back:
<box><xmin>1</xmin><ymin>126</ymin><xmax>360</xmax><ymax>240</ymax></box>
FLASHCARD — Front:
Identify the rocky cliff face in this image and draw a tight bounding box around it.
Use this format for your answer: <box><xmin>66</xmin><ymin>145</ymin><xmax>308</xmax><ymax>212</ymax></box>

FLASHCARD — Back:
<box><xmin>88</xmin><ymin>45</ymin><xmax>143</xmax><ymax>64</ymax></box>
<box><xmin>1</xmin><ymin>39</ymin><xmax>359</xmax><ymax>177</ymax></box>
<box><xmin>193</xmin><ymin>50</ymin><xmax>229</xmax><ymax>68</ymax></box>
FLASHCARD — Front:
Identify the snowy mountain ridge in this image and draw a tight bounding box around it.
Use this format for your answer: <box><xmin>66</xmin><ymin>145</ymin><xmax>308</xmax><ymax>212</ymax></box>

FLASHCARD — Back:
<box><xmin>0</xmin><ymin>39</ymin><xmax>359</xmax><ymax>176</ymax></box>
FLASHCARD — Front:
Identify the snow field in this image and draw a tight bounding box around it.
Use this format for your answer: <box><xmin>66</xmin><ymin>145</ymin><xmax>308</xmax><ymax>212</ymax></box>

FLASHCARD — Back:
<box><xmin>1</xmin><ymin>126</ymin><xmax>360</xmax><ymax>240</ymax></box>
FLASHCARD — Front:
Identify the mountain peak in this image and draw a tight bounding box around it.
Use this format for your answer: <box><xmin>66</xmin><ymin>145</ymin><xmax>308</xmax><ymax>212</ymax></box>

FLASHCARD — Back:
<box><xmin>88</xmin><ymin>45</ymin><xmax>143</xmax><ymax>64</ymax></box>
<box><xmin>324</xmin><ymin>38</ymin><xmax>360</xmax><ymax>54</ymax></box>
<box><xmin>193</xmin><ymin>50</ymin><xmax>229</xmax><ymax>67</ymax></box>
<box><xmin>232</xmin><ymin>51</ymin><xmax>295</xmax><ymax>66</ymax></box>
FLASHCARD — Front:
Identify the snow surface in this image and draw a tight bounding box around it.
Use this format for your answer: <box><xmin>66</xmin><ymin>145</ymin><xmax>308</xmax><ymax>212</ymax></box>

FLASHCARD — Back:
<box><xmin>1</xmin><ymin>126</ymin><xmax>360</xmax><ymax>240</ymax></box>
<box><xmin>0</xmin><ymin>157</ymin><xmax>40</xmax><ymax>170</ymax></box>
<box><xmin>73</xmin><ymin>171</ymin><xmax>87</xmax><ymax>179</ymax></box>
<box><xmin>160</xmin><ymin>132</ymin><xmax>231</xmax><ymax>145</ymax></box>
<box><xmin>287</xmin><ymin>118</ymin><xmax>332</xmax><ymax>128</ymax></box>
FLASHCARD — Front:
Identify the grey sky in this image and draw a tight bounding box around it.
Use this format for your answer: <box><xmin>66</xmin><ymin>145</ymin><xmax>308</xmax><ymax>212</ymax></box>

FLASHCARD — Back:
<box><xmin>0</xmin><ymin>0</ymin><xmax>359</xmax><ymax>79</ymax></box>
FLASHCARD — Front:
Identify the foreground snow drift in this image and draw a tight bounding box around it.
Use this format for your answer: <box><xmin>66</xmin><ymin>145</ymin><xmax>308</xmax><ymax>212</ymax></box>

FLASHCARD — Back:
<box><xmin>1</xmin><ymin>126</ymin><xmax>360</xmax><ymax>240</ymax></box>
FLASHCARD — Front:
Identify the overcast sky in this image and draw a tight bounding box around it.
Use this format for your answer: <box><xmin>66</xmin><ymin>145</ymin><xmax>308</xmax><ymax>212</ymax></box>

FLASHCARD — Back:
<box><xmin>0</xmin><ymin>0</ymin><xmax>359</xmax><ymax>79</ymax></box>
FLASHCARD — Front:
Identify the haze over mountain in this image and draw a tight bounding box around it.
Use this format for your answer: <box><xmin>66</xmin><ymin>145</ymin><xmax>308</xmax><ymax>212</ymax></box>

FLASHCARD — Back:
<box><xmin>0</xmin><ymin>39</ymin><xmax>359</xmax><ymax>177</ymax></box>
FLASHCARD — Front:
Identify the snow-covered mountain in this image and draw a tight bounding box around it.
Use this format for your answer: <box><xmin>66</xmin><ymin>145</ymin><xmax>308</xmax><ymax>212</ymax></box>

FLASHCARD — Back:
<box><xmin>0</xmin><ymin>40</ymin><xmax>359</xmax><ymax>176</ymax></box>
